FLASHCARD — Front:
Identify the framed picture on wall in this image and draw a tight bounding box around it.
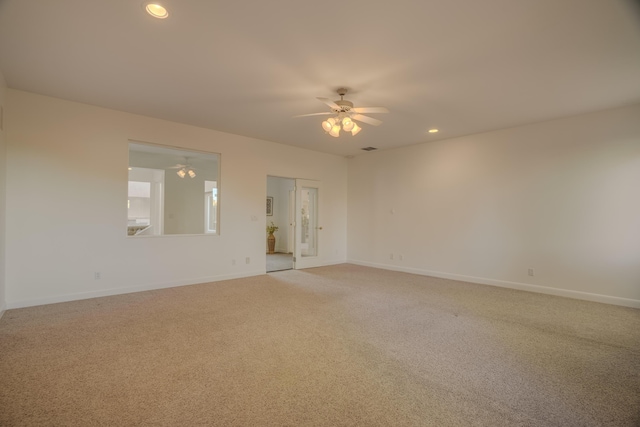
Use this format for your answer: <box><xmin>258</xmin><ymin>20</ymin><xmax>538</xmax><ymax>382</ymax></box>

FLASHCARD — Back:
<box><xmin>266</xmin><ymin>197</ymin><xmax>273</xmax><ymax>216</ymax></box>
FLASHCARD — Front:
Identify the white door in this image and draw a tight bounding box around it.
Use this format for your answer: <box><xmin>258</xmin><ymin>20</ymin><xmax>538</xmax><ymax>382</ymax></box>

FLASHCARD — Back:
<box><xmin>294</xmin><ymin>179</ymin><xmax>323</xmax><ymax>269</ymax></box>
<box><xmin>288</xmin><ymin>189</ymin><xmax>295</xmax><ymax>253</ymax></box>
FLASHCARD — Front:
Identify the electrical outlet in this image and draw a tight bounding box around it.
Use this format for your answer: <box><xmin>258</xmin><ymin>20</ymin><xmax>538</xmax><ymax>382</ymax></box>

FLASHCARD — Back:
<box><xmin>390</xmin><ymin>253</ymin><xmax>394</xmax><ymax>260</ymax></box>
<box><xmin>246</xmin><ymin>257</ymin><xmax>250</xmax><ymax>264</ymax></box>
<box><xmin>528</xmin><ymin>268</ymin><xmax>534</xmax><ymax>277</ymax></box>
<box><xmin>94</xmin><ymin>272</ymin><xmax>101</xmax><ymax>280</ymax></box>
<box><xmin>399</xmin><ymin>254</ymin><xmax>404</xmax><ymax>261</ymax></box>
<box><xmin>232</xmin><ymin>259</ymin><xmax>236</xmax><ymax>266</ymax></box>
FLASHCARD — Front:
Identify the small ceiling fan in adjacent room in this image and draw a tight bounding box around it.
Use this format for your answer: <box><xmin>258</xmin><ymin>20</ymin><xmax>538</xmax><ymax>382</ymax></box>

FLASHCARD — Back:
<box><xmin>167</xmin><ymin>162</ymin><xmax>197</xmax><ymax>178</ymax></box>
<box><xmin>295</xmin><ymin>88</ymin><xmax>389</xmax><ymax>137</ymax></box>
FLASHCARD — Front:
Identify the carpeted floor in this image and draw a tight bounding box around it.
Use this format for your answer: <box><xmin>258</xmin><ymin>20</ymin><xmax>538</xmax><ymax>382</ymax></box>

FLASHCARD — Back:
<box><xmin>0</xmin><ymin>264</ymin><xmax>639</xmax><ymax>426</ymax></box>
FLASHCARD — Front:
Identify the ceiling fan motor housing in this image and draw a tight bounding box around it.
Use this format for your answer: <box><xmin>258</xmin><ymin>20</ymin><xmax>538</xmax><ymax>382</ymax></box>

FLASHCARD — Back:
<box><xmin>332</xmin><ymin>87</ymin><xmax>353</xmax><ymax>112</ymax></box>
<box><xmin>333</xmin><ymin>99</ymin><xmax>354</xmax><ymax>112</ymax></box>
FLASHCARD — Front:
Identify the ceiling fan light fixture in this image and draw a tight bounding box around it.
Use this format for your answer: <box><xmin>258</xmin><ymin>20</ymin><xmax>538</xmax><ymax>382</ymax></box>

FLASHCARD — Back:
<box><xmin>188</xmin><ymin>169</ymin><xmax>196</xmax><ymax>178</ymax></box>
<box><xmin>177</xmin><ymin>169</ymin><xmax>186</xmax><ymax>178</ymax></box>
<box><xmin>145</xmin><ymin>3</ymin><xmax>169</xmax><ymax>19</ymax></box>
<box><xmin>342</xmin><ymin>119</ymin><xmax>354</xmax><ymax>132</ymax></box>
<box><xmin>296</xmin><ymin>88</ymin><xmax>388</xmax><ymax>138</ymax></box>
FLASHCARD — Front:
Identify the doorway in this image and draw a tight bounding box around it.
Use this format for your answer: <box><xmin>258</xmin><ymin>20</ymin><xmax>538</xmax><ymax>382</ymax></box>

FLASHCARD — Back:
<box><xmin>266</xmin><ymin>176</ymin><xmax>295</xmax><ymax>272</ymax></box>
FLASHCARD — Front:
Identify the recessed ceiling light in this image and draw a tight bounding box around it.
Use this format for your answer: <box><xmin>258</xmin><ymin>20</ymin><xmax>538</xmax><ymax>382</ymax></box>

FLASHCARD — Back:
<box><xmin>145</xmin><ymin>3</ymin><xmax>169</xmax><ymax>19</ymax></box>
<box><xmin>428</xmin><ymin>129</ymin><xmax>439</xmax><ymax>133</ymax></box>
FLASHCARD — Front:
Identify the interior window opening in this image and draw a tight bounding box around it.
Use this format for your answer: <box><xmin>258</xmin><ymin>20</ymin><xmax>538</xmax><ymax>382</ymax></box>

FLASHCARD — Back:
<box><xmin>128</xmin><ymin>141</ymin><xmax>220</xmax><ymax>236</ymax></box>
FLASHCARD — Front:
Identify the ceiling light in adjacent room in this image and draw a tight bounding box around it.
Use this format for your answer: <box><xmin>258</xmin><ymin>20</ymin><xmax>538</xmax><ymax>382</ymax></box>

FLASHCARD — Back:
<box><xmin>428</xmin><ymin>129</ymin><xmax>439</xmax><ymax>133</ymax></box>
<box><xmin>145</xmin><ymin>3</ymin><xmax>169</xmax><ymax>19</ymax></box>
<box><xmin>177</xmin><ymin>167</ymin><xmax>196</xmax><ymax>178</ymax></box>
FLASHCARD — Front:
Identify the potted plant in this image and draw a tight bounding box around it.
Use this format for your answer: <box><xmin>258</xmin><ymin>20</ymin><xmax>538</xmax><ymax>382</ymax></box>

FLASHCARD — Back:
<box><xmin>266</xmin><ymin>221</ymin><xmax>279</xmax><ymax>254</ymax></box>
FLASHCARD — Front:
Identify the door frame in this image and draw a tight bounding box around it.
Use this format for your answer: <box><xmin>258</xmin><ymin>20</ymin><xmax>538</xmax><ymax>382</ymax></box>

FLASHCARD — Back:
<box><xmin>265</xmin><ymin>176</ymin><xmax>323</xmax><ymax>271</ymax></box>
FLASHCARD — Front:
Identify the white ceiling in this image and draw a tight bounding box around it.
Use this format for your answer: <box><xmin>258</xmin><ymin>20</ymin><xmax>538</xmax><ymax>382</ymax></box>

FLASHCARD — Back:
<box><xmin>1</xmin><ymin>0</ymin><xmax>639</xmax><ymax>157</ymax></box>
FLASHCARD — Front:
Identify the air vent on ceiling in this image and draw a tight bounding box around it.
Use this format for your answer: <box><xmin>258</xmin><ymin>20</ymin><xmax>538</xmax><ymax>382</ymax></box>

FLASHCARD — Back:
<box><xmin>361</xmin><ymin>147</ymin><xmax>377</xmax><ymax>151</ymax></box>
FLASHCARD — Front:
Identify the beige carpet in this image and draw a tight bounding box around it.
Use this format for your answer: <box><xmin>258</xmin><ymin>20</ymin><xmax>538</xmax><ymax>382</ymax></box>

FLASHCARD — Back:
<box><xmin>0</xmin><ymin>264</ymin><xmax>638</xmax><ymax>426</ymax></box>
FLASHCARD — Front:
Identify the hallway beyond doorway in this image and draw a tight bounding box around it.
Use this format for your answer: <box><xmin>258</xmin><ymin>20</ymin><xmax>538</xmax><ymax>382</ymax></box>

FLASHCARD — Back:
<box><xmin>266</xmin><ymin>252</ymin><xmax>293</xmax><ymax>272</ymax></box>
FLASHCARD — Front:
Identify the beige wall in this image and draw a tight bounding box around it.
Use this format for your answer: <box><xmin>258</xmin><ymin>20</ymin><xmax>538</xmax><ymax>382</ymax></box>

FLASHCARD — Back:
<box><xmin>5</xmin><ymin>89</ymin><xmax>348</xmax><ymax>308</ymax></box>
<box><xmin>5</xmin><ymin>87</ymin><xmax>639</xmax><ymax>309</ymax></box>
<box><xmin>0</xmin><ymin>72</ymin><xmax>6</xmax><ymax>316</ymax></box>
<box><xmin>348</xmin><ymin>104</ymin><xmax>640</xmax><ymax>307</ymax></box>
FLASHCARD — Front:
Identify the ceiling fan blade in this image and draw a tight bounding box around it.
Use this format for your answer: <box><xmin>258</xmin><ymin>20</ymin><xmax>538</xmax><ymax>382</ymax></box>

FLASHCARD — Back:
<box><xmin>316</xmin><ymin>97</ymin><xmax>341</xmax><ymax>110</ymax></box>
<box><xmin>352</xmin><ymin>107</ymin><xmax>389</xmax><ymax>114</ymax></box>
<box><xmin>352</xmin><ymin>114</ymin><xmax>383</xmax><ymax>126</ymax></box>
<box><xmin>293</xmin><ymin>112</ymin><xmax>333</xmax><ymax>118</ymax></box>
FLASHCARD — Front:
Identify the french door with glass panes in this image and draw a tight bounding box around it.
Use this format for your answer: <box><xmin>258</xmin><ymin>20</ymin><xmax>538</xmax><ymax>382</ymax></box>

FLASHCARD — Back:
<box><xmin>294</xmin><ymin>179</ymin><xmax>323</xmax><ymax>269</ymax></box>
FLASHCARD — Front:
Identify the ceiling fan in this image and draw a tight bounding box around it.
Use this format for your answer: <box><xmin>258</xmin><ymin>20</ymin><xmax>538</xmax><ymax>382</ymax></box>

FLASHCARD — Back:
<box><xmin>167</xmin><ymin>162</ymin><xmax>197</xmax><ymax>178</ymax></box>
<box><xmin>295</xmin><ymin>88</ymin><xmax>389</xmax><ymax>137</ymax></box>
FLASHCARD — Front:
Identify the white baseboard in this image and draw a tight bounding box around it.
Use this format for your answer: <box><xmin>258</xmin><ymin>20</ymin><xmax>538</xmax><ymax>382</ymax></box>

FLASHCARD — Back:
<box><xmin>11</xmin><ymin>259</ymin><xmax>632</xmax><ymax>310</ymax></box>
<box><xmin>6</xmin><ymin>270</ymin><xmax>266</xmax><ymax>310</ymax></box>
<box><xmin>0</xmin><ymin>301</ymin><xmax>6</xmax><ymax>320</ymax></box>
<box><xmin>268</xmin><ymin>258</ymin><xmax>345</xmax><ymax>272</ymax></box>
<box><xmin>348</xmin><ymin>259</ymin><xmax>640</xmax><ymax>309</ymax></box>
<box><xmin>297</xmin><ymin>259</ymin><xmax>346</xmax><ymax>269</ymax></box>
<box><xmin>5</xmin><ymin>257</ymin><xmax>348</xmax><ymax>310</ymax></box>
